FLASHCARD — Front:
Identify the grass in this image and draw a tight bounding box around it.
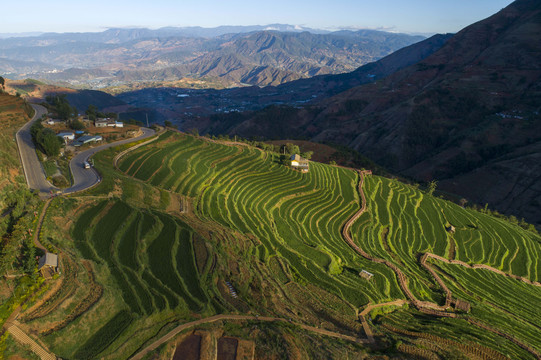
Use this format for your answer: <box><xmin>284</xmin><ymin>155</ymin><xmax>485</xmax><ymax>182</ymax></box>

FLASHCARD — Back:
<box><xmin>68</xmin><ymin>196</ymin><xmax>213</xmax><ymax>352</ymax></box>
<box><xmin>72</xmin><ymin>310</ymin><xmax>133</xmax><ymax>360</ymax></box>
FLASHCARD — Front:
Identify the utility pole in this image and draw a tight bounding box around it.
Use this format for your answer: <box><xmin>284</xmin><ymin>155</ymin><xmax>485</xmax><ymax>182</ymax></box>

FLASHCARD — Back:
<box><xmin>146</xmin><ymin>113</ymin><xmax>149</xmax><ymax>128</ymax></box>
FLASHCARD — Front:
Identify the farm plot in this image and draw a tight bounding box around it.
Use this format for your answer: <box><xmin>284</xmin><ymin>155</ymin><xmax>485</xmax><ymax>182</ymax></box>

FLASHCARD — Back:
<box><xmin>71</xmin><ymin>198</ymin><xmax>211</xmax><ymax>328</ymax></box>
<box><xmin>119</xmin><ymin>134</ymin><xmax>404</xmax><ymax>306</ymax></box>
<box><xmin>119</xmin><ymin>132</ymin><xmax>541</xmax><ymax>313</ymax></box>
<box><xmin>432</xmin><ymin>260</ymin><xmax>541</xmax><ymax>353</ymax></box>
<box><xmin>380</xmin><ymin>309</ymin><xmax>535</xmax><ymax>360</ymax></box>
<box><xmin>351</xmin><ymin>175</ymin><xmax>541</xmax><ymax>302</ymax></box>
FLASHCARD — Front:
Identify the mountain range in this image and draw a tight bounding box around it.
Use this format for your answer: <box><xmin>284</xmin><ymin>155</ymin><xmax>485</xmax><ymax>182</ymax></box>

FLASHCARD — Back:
<box><xmin>0</xmin><ymin>27</ymin><xmax>424</xmax><ymax>88</ymax></box>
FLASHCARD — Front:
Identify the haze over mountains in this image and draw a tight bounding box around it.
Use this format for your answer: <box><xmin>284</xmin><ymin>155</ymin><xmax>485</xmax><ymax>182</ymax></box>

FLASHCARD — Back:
<box><xmin>0</xmin><ymin>26</ymin><xmax>424</xmax><ymax>88</ymax></box>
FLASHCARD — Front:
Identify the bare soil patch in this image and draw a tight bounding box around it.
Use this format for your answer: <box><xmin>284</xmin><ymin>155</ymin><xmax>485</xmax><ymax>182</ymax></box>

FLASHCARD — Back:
<box><xmin>173</xmin><ymin>333</ymin><xmax>201</xmax><ymax>360</ymax></box>
<box><xmin>217</xmin><ymin>337</ymin><xmax>238</xmax><ymax>360</ymax></box>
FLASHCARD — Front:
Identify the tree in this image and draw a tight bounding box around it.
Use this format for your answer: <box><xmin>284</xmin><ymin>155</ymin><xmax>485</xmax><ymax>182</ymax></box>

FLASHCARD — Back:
<box><xmin>69</xmin><ymin>120</ymin><xmax>85</xmax><ymax>131</ymax></box>
<box><xmin>286</xmin><ymin>143</ymin><xmax>300</xmax><ymax>155</ymax></box>
<box><xmin>0</xmin><ymin>76</ymin><xmax>5</xmax><ymax>90</ymax></box>
<box><xmin>105</xmin><ymin>112</ymin><xmax>118</xmax><ymax>120</ymax></box>
<box><xmin>85</xmin><ymin>104</ymin><xmax>98</xmax><ymax>121</ymax></box>
<box><xmin>47</xmin><ymin>94</ymin><xmax>75</xmax><ymax>120</ymax></box>
<box><xmin>301</xmin><ymin>151</ymin><xmax>313</xmax><ymax>160</ymax></box>
<box><xmin>427</xmin><ymin>180</ymin><xmax>437</xmax><ymax>196</ymax></box>
<box><xmin>39</xmin><ymin>129</ymin><xmax>63</xmax><ymax>157</ymax></box>
<box><xmin>30</xmin><ymin>122</ymin><xmax>62</xmax><ymax>157</ymax></box>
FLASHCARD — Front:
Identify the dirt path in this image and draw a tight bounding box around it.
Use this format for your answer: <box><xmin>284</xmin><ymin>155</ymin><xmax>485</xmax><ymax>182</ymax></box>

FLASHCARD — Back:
<box><xmin>341</xmin><ymin>170</ymin><xmax>453</xmax><ymax>317</ymax></box>
<box><xmin>7</xmin><ymin>321</ymin><xmax>56</xmax><ymax>360</ymax></box>
<box><xmin>130</xmin><ymin>314</ymin><xmax>369</xmax><ymax>360</ymax></box>
<box><xmin>359</xmin><ymin>300</ymin><xmax>408</xmax><ymax>343</ymax></box>
<box><xmin>343</xmin><ymin>169</ymin><xmax>541</xmax><ymax>357</ymax></box>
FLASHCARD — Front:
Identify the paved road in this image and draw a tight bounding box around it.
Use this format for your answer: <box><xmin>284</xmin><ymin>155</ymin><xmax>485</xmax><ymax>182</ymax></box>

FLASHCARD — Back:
<box><xmin>15</xmin><ymin>104</ymin><xmax>155</xmax><ymax>196</ymax></box>
<box><xmin>64</xmin><ymin>127</ymin><xmax>155</xmax><ymax>194</ymax></box>
<box><xmin>16</xmin><ymin>104</ymin><xmax>54</xmax><ymax>196</ymax></box>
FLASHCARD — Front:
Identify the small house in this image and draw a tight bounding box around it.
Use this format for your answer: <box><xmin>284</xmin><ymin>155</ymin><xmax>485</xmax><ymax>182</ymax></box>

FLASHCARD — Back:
<box><xmin>114</xmin><ymin>121</ymin><xmax>124</xmax><ymax>128</ymax></box>
<box><xmin>359</xmin><ymin>270</ymin><xmax>374</xmax><ymax>281</ymax></box>
<box><xmin>38</xmin><ymin>252</ymin><xmax>58</xmax><ymax>278</ymax></box>
<box><xmin>57</xmin><ymin>132</ymin><xmax>75</xmax><ymax>141</ymax></box>
<box><xmin>290</xmin><ymin>154</ymin><xmax>309</xmax><ymax>173</ymax></box>
<box><xmin>94</xmin><ymin>119</ymin><xmax>108</xmax><ymax>128</ymax></box>
<box><xmin>446</xmin><ymin>225</ymin><xmax>456</xmax><ymax>233</ymax></box>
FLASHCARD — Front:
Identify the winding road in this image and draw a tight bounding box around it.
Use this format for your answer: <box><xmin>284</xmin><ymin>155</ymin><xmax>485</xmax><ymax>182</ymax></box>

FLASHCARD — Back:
<box><xmin>64</xmin><ymin>126</ymin><xmax>155</xmax><ymax>194</ymax></box>
<box><xmin>15</xmin><ymin>104</ymin><xmax>53</xmax><ymax>196</ymax></box>
<box><xmin>16</xmin><ymin>104</ymin><xmax>155</xmax><ymax>196</ymax></box>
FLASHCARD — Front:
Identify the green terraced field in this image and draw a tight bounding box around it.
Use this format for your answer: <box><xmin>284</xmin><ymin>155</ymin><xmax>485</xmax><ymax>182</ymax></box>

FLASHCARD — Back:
<box><xmin>119</xmin><ymin>133</ymin><xmax>403</xmax><ymax>307</ymax></box>
<box><xmin>65</xmin><ymin>130</ymin><xmax>541</xmax><ymax>358</ymax></box>
<box><xmin>72</xmin><ymin>198</ymin><xmax>211</xmax><ymax>319</ymax></box>
<box><xmin>119</xmin><ymin>132</ymin><xmax>540</xmax><ymax>297</ymax></box>
<box><xmin>352</xmin><ymin>175</ymin><xmax>541</xmax><ymax>302</ymax></box>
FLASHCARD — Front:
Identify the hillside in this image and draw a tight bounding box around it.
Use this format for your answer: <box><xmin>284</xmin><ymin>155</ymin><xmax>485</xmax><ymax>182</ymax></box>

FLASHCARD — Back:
<box><xmin>0</xmin><ymin>92</ymin><xmax>33</xmax><ymax>208</ymax></box>
<box><xmin>203</xmin><ymin>0</ymin><xmax>541</xmax><ymax>227</ymax></box>
<box><xmin>19</xmin><ymin>130</ymin><xmax>541</xmax><ymax>359</ymax></box>
<box><xmin>115</xmin><ymin>33</ymin><xmax>452</xmax><ymax>126</ymax></box>
<box><xmin>0</xmin><ymin>93</ymin><xmax>44</xmax><ymax>358</ymax></box>
<box><xmin>4</xmin><ymin>79</ymin><xmax>126</xmax><ymax>112</ymax></box>
<box><xmin>0</xmin><ymin>29</ymin><xmax>423</xmax><ymax>88</ymax></box>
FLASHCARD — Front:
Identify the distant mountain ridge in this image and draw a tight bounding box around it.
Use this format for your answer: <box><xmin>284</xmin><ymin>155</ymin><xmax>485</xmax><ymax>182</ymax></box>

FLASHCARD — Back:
<box><xmin>0</xmin><ymin>27</ymin><xmax>424</xmax><ymax>88</ymax></box>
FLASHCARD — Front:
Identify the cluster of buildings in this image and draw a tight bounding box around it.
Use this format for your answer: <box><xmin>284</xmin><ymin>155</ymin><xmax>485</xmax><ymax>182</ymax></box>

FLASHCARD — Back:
<box><xmin>94</xmin><ymin>118</ymin><xmax>124</xmax><ymax>128</ymax></box>
<box><xmin>51</xmin><ymin>117</ymin><xmax>126</xmax><ymax>147</ymax></box>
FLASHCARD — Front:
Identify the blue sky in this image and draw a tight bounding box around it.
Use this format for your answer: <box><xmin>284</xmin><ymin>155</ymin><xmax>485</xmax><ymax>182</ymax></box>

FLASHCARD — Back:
<box><xmin>2</xmin><ymin>0</ymin><xmax>514</xmax><ymax>34</ymax></box>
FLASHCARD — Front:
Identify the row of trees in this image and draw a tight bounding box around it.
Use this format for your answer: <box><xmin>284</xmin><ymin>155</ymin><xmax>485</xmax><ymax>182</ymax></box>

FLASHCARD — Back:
<box><xmin>30</xmin><ymin>121</ymin><xmax>63</xmax><ymax>157</ymax></box>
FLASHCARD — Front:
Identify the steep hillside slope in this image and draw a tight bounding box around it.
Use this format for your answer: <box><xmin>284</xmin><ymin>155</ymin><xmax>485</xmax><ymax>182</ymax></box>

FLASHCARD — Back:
<box><xmin>212</xmin><ymin>0</ymin><xmax>541</xmax><ymax>226</ymax></box>
<box><xmin>0</xmin><ymin>92</ymin><xmax>33</xmax><ymax>208</ymax></box>
<box><xmin>117</xmin><ymin>33</ymin><xmax>452</xmax><ymax>126</ymax></box>
<box><xmin>19</xmin><ymin>129</ymin><xmax>541</xmax><ymax>358</ymax></box>
<box><xmin>5</xmin><ymin>79</ymin><xmax>126</xmax><ymax>112</ymax></box>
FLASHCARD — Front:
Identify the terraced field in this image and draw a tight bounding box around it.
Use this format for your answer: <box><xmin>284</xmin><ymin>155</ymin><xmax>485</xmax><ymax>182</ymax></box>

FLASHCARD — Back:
<box><xmin>352</xmin><ymin>175</ymin><xmax>541</xmax><ymax>302</ymax></box>
<box><xmin>120</xmin><ymin>132</ymin><xmax>402</xmax><ymax>307</ymax></box>
<box><xmin>117</xmin><ymin>131</ymin><xmax>541</xmax><ymax>356</ymax></box>
<box><xmin>72</xmin><ymin>197</ymin><xmax>211</xmax><ymax>321</ymax></box>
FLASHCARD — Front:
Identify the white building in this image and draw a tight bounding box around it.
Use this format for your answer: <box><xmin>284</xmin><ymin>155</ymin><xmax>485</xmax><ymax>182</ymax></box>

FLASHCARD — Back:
<box><xmin>57</xmin><ymin>132</ymin><xmax>75</xmax><ymax>141</ymax></box>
